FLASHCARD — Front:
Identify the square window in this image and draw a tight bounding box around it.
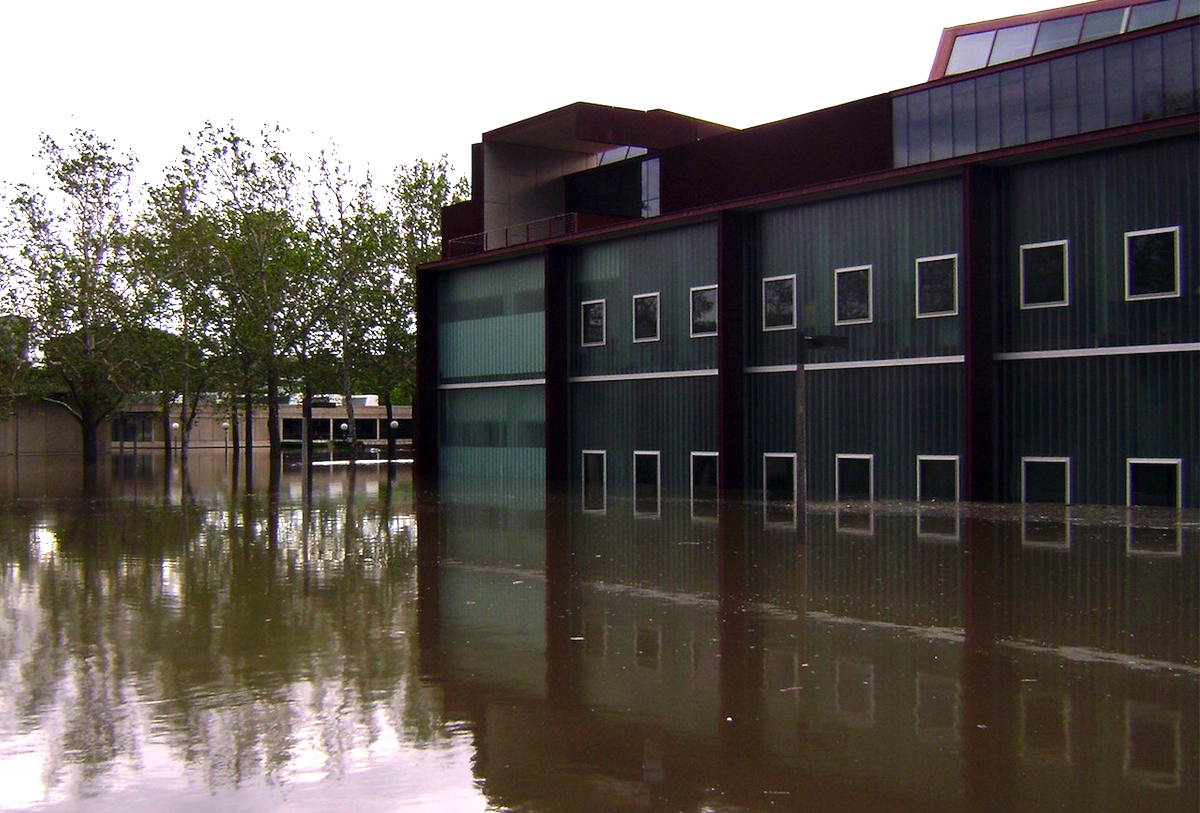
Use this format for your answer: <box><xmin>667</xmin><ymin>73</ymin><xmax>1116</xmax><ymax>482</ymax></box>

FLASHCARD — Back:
<box><xmin>836</xmin><ymin>454</ymin><xmax>874</xmax><ymax>500</ymax></box>
<box><xmin>581</xmin><ymin>299</ymin><xmax>606</xmax><ymax>346</ymax></box>
<box><xmin>1125</xmin><ymin>227</ymin><xmax>1180</xmax><ymax>300</ymax></box>
<box><xmin>762</xmin><ymin>275</ymin><xmax>795</xmax><ymax>331</ymax></box>
<box><xmin>835</xmin><ymin>266</ymin><xmax>872</xmax><ymax>325</ymax></box>
<box><xmin>1020</xmin><ymin>241</ymin><xmax>1069</xmax><ymax>308</ymax></box>
<box><xmin>690</xmin><ymin>285</ymin><xmax>717</xmax><ymax>337</ymax></box>
<box><xmin>582</xmin><ymin>450</ymin><xmax>606</xmax><ymax>511</ymax></box>
<box><xmin>633</xmin><ymin>293</ymin><xmax>660</xmax><ymax>342</ymax></box>
<box><xmin>915</xmin><ymin>255</ymin><xmax>958</xmax><ymax>318</ymax></box>
<box><xmin>691</xmin><ymin>452</ymin><xmax>719</xmax><ymax>519</ymax></box>
<box><xmin>1127</xmin><ymin>458</ymin><xmax>1182</xmax><ymax>508</ymax></box>
<box><xmin>763</xmin><ymin>453</ymin><xmax>796</xmax><ymax>524</ymax></box>
<box><xmin>634</xmin><ymin>450</ymin><xmax>660</xmax><ymax>516</ymax></box>
<box><xmin>1022</xmin><ymin>457</ymin><xmax>1070</xmax><ymax>503</ymax></box>
<box><xmin>917</xmin><ymin>456</ymin><xmax>959</xmax><ymax>502</ymax></box>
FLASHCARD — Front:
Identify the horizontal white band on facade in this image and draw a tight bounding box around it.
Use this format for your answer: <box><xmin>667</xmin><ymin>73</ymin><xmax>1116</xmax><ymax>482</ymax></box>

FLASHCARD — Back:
<box><xmin>993</xmin><ymin>342</ymin><xmax>1200</xmax><ymax>361</ymax></box>
<box><xmin>438</xmin><ymin>378</ymin><xmax>547</xmax><ymax>390</ymax></box>
<box><xmin>746</xmin><ymin>355</ymin><xmax>965</xmax><ymax>374</ymax></box>
<box><xmin>570</xmin><ymin>369</ymin><xmax>719</xmax><ymax>384</ymax></box>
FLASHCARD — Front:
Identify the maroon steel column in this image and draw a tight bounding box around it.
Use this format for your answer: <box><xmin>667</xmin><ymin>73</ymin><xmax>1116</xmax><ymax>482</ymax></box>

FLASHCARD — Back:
<box><xmin>962</xmin><ymin>166</ymin><xmax>996</xmax><ymax>501</ymax></box>
<box><xmin>717</xmin><ymin>212</ymin><xmax>748</xmax><ymax>494</ymax></box>
<box><xmin>544</xmin><ymin>245</ymin><xmax>571</xmax><ymax>485</ymax></box>
<box><xmin>414</xmin><ymin>265</ymin><xmax>440</xmax><ymax>486</ymax></box>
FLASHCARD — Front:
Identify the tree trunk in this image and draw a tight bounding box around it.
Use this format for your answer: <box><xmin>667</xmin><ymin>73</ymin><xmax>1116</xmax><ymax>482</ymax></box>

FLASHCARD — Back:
<box><xmin>81</xmin><ymin>408</ymin><xmax>101</xmax><ymax>464</ymax></box>
<box><xmin>302</xmin><ymin>387</ymin><xmax>313</xmax><ymax>467</ymax></box>
<box><xmin>267</xmin><ymin>354</ymin><xmax>282</xmax><ymax>457</ymax></box>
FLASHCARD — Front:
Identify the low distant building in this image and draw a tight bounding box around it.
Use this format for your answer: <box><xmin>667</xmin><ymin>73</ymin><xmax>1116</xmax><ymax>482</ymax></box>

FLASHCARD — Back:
<box><xmin>417</xmin><ymin>0</ymin><xmax>1198</xmax><ymax>508</ymax></box>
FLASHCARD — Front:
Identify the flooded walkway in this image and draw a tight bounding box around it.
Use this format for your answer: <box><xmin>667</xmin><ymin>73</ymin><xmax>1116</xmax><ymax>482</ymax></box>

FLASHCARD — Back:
<box><xmin>0</xmin><ymin>452</ymin><xmax>1195</xmax><ymax>811</ymax></box>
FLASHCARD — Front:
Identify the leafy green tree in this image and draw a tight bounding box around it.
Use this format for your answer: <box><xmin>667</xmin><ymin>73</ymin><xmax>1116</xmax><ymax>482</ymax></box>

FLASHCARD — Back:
<box><xmin>0</xmin><ymin>131</ymin><xmax>153</xmax><ymax>461</ymax></box>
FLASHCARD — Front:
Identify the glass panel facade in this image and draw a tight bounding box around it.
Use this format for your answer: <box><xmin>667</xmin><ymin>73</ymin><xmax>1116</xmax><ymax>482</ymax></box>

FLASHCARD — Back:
<box><xmin>439</xmin><ymin>257</ymin><xmax>544</xmax><ymax>382</ymax></box>
<box><xmin>990</xmin><ymin>23</ymin><xmax>1039</xmax><ymax>66</ymax></box>
<box><xmin>894</xmin><ymin>28</ymin><xmax>1200</xmax><ymax>167</ymax></box>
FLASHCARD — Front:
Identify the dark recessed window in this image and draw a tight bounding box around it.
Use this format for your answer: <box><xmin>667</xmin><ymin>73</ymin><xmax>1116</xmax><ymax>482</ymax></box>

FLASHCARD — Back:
<box><xmin>764</xmin><ymin>454</ymin><xmax>796</xmax><ymax>524</ymax></box>
<box><xmin>633</xmin><ymin>292</ymin><xmax>660</xmax><ymax>342</ymax></box>
<box><xmin>836</xmin><ymin>454</ymin><xmax>874</xmax><ymax>501</ymax></box>
<box><xmin>1021</xmin><ymin>241</ymin><xmax>1070</xmax><ymax>308</ymax></box>
<box><xmin>581</xmin><ymin>299</ymin><xmax>606</xmax><ymax>346</ymax></box>
<box><xmin>1125</xmin><ymin>227</ymin><xmax>1180</xmax><ymax>300</ymax></box>
<box><xmin>762</xmin><ymin>275</ymin><xmax>795</xmax><ymax>331</ymax></box>
<box><xmin>918</xmin><ymin>456</ymin><xmax>959</xmax><ymax>502</ymax></box>
<box><xmin>835</xmin><ymin>266</ymin><xmax>872</xmax><ymax>325</ymax></box>
<box><xmin>1127</xmin><ymin>459</ymin><xmax>1181</xmax><ymax>507</ymax></box>
<box><xmin>691</xmin><ymin>452</ymin><xmax>719</xmax><ymax>518</ymax></box>
<box><xmin>634</xmin><ymin>451</ymin><xmax>660</xmax><ymax>516</ymax></box>
<box><xmin>1022</xmin><ymin>458</ymin><xmax>1070</xmax><ymax>503</ymax></box>
<box><xmin>690</xmin><ymin>285</ymin><xmax>717</xmax><ymax>337</ymax></box>
<box><xmin>582</xmin><ymin>450</ymin><xmax>606</xmax><ymax>511</ymax></box>
<box><xmin>916</xmin><ymin>255</ymin><xmax>958</xmax><ymax>318</ymax></box>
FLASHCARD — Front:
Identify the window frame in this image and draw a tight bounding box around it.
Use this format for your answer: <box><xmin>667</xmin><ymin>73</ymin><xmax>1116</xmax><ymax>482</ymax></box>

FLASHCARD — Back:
<box><xmin>761</xmin><ymin>275</ymin><xmax>796</xmax><ymax>332</ymax></box>
<box><xmin>689</xmin><ymin>284</ymin><xmax>718</xmax><ymax>338</ymax></box>
<box><xmin>690</xmin><ymin>451</ymin><xmax>719</xmax><ymax>519</ymax></box>
<box><xmin>1019</xmin><ymin>240</ymin><xmax>1070</xmax><ymax>309</ymax></box>
<box><xmin>914</xmin><ymin>253</ymin><xmax>959</xmax><ymax>319</ymax></box>
<box><xmin>763</xmin><ymin>452</ymin><xmax>797</xmax><ymax>525</ymax></box>
<box><xmin>835</xmin><ymin>453</ymin><xmax>875</xmax><ymax>501</ymax></box>
<box><xmin>632</xmin><ymin>292</ymin><xmax>661</xmax><ymax>343</ymax></box>
<box><xmin>582</xmin><ymin>449</ymin><xmax>607</xmax><ymax>512</ymax></box>
<box><xmin>633</xmin><ymin>449</ymin><xmax>661</xmax><ymax>517</ymax></box>
<box><xmin>1021</xmin><ymin>456</ymin><xmax>1071</xmax><ymax>504</ymax></box>
<box><xmin>917</xmin><ymin>455</ymin><xmax>960</xmax><ymax>502</ymax></box>
<box><xmin>1126</xmin><ymin>457</ymin><xmax>1183</xmax><ymax>508</ymax></box>
<box><xmin>1124</xmin><ymin>226</ymin><xmax>1181</xmax><ymax>301</ymax></box>
<box><xmin>834</xmin><ymin>265</ymin><xmax>873</xmax><ymax>326</ymax></box>
<box><xmin>580</xmin><ymin>299</ymin><xmax>607</xmax><ymax>347</ymax></box>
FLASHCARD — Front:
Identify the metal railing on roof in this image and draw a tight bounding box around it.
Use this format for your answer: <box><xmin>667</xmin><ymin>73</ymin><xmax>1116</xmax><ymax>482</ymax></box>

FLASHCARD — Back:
<box><xmin>445</xmin><ymin>213</ymin><xmax>579</xmax><ymax>259</ymax></box>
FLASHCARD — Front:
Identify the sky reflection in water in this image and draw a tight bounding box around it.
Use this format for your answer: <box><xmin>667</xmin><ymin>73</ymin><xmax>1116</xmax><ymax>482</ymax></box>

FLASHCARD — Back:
<box><xmin>0</xmin><ymin>451</ymin><xmax>1195</xmax><ymax>812</ymax></box>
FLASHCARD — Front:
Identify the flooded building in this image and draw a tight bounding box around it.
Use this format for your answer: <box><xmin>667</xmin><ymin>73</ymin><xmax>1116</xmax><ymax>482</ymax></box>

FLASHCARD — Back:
<box><xmin>417</xmin><ymin>0</ymin><xmax>1199</xmax><ymax>508</ymax></box>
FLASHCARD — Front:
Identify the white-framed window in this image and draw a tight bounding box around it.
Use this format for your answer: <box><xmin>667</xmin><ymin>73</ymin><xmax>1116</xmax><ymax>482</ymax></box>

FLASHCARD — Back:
<box><xmin>1020</xmin><ymin>240</ymin><xmax>1069</xmax><ymax>309</ymax></box>
<box><xmin>691</xmin><ymin>451</ymin><xmax>719</xmax><ymax>519</ymax></box>
<box><xmin>632</xmin><ymin>292</ymin><xmax>660</xmax><ymax>342</ymax></box>
<box><xmin>917</xmin><ymin>455</ymin><xmax>959</xmax><ymax>502</ymax></box>
<box><xmin>915</xmin><ymin>673</ymin><xmax>961</xmax><ymax>743</ymax></box>
<box><xmin>1021</xmin><ymin>456</ymin><xmax>1071</xmax><ymax>504</ymax></box>
<box><xmin>1021</xmin><ymin>689</ymin><xmax>1073</xmax><ymax>766</ymax></box>
<box><xmin>915</xmin><ymin>254</ymin><xmax>958</xmax><ymax>318</ymax></box>
<box><xmin>1125</xmin><ymin>226</ymin><xmax>1180</xmax><ymax>301</ymax></box>
<box><xmin>835</xmin><ymin>265</ymin><xmax>872</xmax><ymax>325</ymax></box>
<box><xmin>1126</xmin><ymin>458</ymin><xmax>1182</xmax><ymax>508</ymax></box>
<box><xmin>836</xmin><ymin>453</ymin><xmax>874</xmax><ymax>501</ymax></box>
<box><xmin>582</xmin><ymin>449</ymin><xmax>607</xmax><ymax>512</ymax></box>
<box><xmin>1124</xmin><ymin>701</ymin><xmax>1181</xmax><ymax>788</ymax></box>
<box><xmin>634</xmin><ymin>450</ymin><xmax>661</xmax><ymax>516</ymax></box>
<box><xmin>581</xmin><ymin>299</ymin><xmax>607</xmax><ymax>347</ymax></box>
<box><xmin>763</xmin><ymin>453</ymin><xmax>796</xmax><ymax>525</ymax></box>
<box><xmin>690</xmin><ymin>285</ymin><xmax>717</xmax><ymax>337</ymax></box>
<box><xmin>762</xmin><ymin>275</ymin><xmax>795</xmax><ymax>331</ymax></box>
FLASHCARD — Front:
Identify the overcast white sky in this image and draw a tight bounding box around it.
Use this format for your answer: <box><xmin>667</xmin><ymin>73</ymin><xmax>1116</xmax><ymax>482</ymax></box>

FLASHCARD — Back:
<box><xmin>1</xmin><ymin>0</ymin><xmax>1046</xmax><ymax>191</ymax></box>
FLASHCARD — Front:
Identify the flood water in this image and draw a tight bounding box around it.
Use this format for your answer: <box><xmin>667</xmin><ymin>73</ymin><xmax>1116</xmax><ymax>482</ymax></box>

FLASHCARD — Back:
<box><xmin>0</xmin><ymin>451</ymin><xmax>1196</xmax><ymax>812</ymax></box>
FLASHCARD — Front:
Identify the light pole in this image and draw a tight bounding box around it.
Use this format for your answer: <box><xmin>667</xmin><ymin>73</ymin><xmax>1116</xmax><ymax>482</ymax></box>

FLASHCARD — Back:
<box><xmin>221</xmin><ymin>421</ymin><xmax>230</xmax><ymax>456</ymax></box>
<box><xmin>171</xmin><ymin>421</ymin><xmax>180</xmax><ymax>456</ymax></box>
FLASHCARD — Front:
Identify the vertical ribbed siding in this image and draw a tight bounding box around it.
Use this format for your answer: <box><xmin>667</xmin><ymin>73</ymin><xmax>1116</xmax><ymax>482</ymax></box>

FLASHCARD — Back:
<box><xmin>745</xmin><ymin>364</ymin><xmax>963</xmax><ymax>500</ymax></box>
<box><xmin>996</xmin><ymin>352</ymin><xmax>1199</xmax><ymax>506</ymax></box>
<box><xmin>570</xmin><ymin>376</ymin><xmax>718</xmax><ymax>496</ymax></box>
<box><xmin>755</xmin><ymin>179</ymin><xmax>963</xmax><ymax>368</ymax></box>
<box><xmin>998</xmin><ymin>136</ymin><xmax>1199</xmax><ymax>353</ymax></box>
<box><xmin>571</xmin><ymin>224</ymin><xmax>718</xmax><ymax>378</ymax></box>
<box><xmin>438</xmin><ymin>255</ymin><xmax>545</xmax><ymax>382</ymax></box>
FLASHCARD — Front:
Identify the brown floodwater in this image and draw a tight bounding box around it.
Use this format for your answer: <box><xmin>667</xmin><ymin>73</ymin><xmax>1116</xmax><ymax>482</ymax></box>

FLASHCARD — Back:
<box><xmin>0</xmin><ymin>451</ymin><xmax>1195</xmax><ymax>812</ymax></box>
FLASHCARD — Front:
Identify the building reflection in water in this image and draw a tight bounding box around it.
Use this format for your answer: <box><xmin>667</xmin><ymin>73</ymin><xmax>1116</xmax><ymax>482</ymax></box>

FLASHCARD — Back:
<box><xmin>0</xmin><ymin>454</ymin><xmax>1193</xmax><ymax>811</ymax></box>
<box><xmin>421</xmin><ymin>478</ymin><xmax>1197</xmax><ymax>813</ymax></box>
